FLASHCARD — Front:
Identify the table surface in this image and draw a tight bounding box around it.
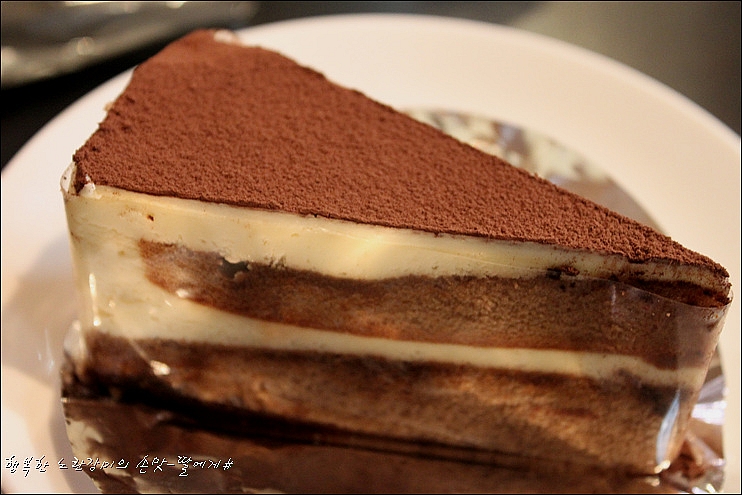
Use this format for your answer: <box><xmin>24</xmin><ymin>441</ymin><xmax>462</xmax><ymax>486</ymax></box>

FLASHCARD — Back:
<box><xmin>1</xmin><ymin>1</ymin><xmax>739</xmax><ymax>171</ymax></box>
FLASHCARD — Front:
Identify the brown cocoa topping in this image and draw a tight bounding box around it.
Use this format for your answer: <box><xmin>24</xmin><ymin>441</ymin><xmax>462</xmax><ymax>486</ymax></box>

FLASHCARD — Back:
<box><xmin>72</xmin><ymin>30</ymin><xmax>728</xmax><ymax>278</ymax></box>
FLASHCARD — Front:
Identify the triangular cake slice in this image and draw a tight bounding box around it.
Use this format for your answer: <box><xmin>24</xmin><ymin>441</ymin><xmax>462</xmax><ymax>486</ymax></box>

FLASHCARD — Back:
<box><xmin>61</xmin><ymin>30</ymin><xmax>731</xmax><ymax>480</ymax></box>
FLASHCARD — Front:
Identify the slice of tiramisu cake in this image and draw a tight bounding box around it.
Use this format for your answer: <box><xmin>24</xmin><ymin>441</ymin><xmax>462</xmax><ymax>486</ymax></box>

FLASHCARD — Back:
<box><xmin>60</xmin><ymin>29</ymin><xmax>731</xmax><ymax>486</ymax></box>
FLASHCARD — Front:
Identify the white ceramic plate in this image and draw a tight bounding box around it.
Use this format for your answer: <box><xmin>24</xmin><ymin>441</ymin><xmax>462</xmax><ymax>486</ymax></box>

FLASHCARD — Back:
<box><xmin>2</xmin><ymin>14</ymin><xmax>739</xmax><ymax>493</ymax></box>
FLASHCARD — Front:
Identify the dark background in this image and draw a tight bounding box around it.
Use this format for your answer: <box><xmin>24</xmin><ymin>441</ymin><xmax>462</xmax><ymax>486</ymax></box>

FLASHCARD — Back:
<box><xmin>2</xmin><ymin>1</ymin><xmax>740</xmax><ymax>171</ymax></box>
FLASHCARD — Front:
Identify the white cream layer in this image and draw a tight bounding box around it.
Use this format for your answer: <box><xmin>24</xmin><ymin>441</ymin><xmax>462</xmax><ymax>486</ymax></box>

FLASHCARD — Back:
<box><xmin>72</xmin><ymin>280</ymin><xmax>704</xmax><ymax>390</ymax></box>
<box><xmin>61</xmin><ymin>165</ymin><xmax>709</xmax><ymax>390</ymax></box>
<box><xmin>62</xmin><ymin>166</ymin><xmax>717</xmax><ymax>285</ymax></box>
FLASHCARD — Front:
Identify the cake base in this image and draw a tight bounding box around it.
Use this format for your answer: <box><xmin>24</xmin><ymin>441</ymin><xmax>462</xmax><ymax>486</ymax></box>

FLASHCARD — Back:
<box><xmin>61</xmin><ymin>358</ymin><xmax>721</xmax><ymax>494</ymax></box>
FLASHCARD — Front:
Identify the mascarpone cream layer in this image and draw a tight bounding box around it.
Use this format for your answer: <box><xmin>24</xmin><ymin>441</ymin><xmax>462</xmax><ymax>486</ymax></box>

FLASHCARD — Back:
<box><xmin>62</xmin><ymin>167</ymin><xmax>707</xmax><ymax>390</ymax></box>
<box><xmin>62</xmin><ymin>165</ymin><xmax>714</xmax><ymax>285</ymax></box>
<box><xmin>77</xmin><ymin>280</ymin><xmax>704</xmax><ymax>390</ymax></box>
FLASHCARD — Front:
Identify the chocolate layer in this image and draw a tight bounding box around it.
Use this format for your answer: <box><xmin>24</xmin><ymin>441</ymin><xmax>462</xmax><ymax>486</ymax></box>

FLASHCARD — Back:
<box><xmin>71</xmin><ymin>30</ymin><xmax>728</xmax><ymax>279</ymax></box>
<box><xmin>139</xmin><ymin>240</ymin><xmax>724</xmax><ymax>369</ymax></box>
<box><xmin>72</xmin><ymin>332</ymin><xmax>696</xmax><ymax>475</ymax></box>
<box><xmin>62</xmin><ymin>369</ymin><xmax>680</xmax><ymax>493</ymax></box>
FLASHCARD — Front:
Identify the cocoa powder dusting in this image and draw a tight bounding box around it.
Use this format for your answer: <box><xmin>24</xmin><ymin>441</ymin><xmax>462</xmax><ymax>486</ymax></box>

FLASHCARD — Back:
<box><xmin>73</xmin><ymin>30</ymin><xmax>726</xmax><ymax>275</ymax></box>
